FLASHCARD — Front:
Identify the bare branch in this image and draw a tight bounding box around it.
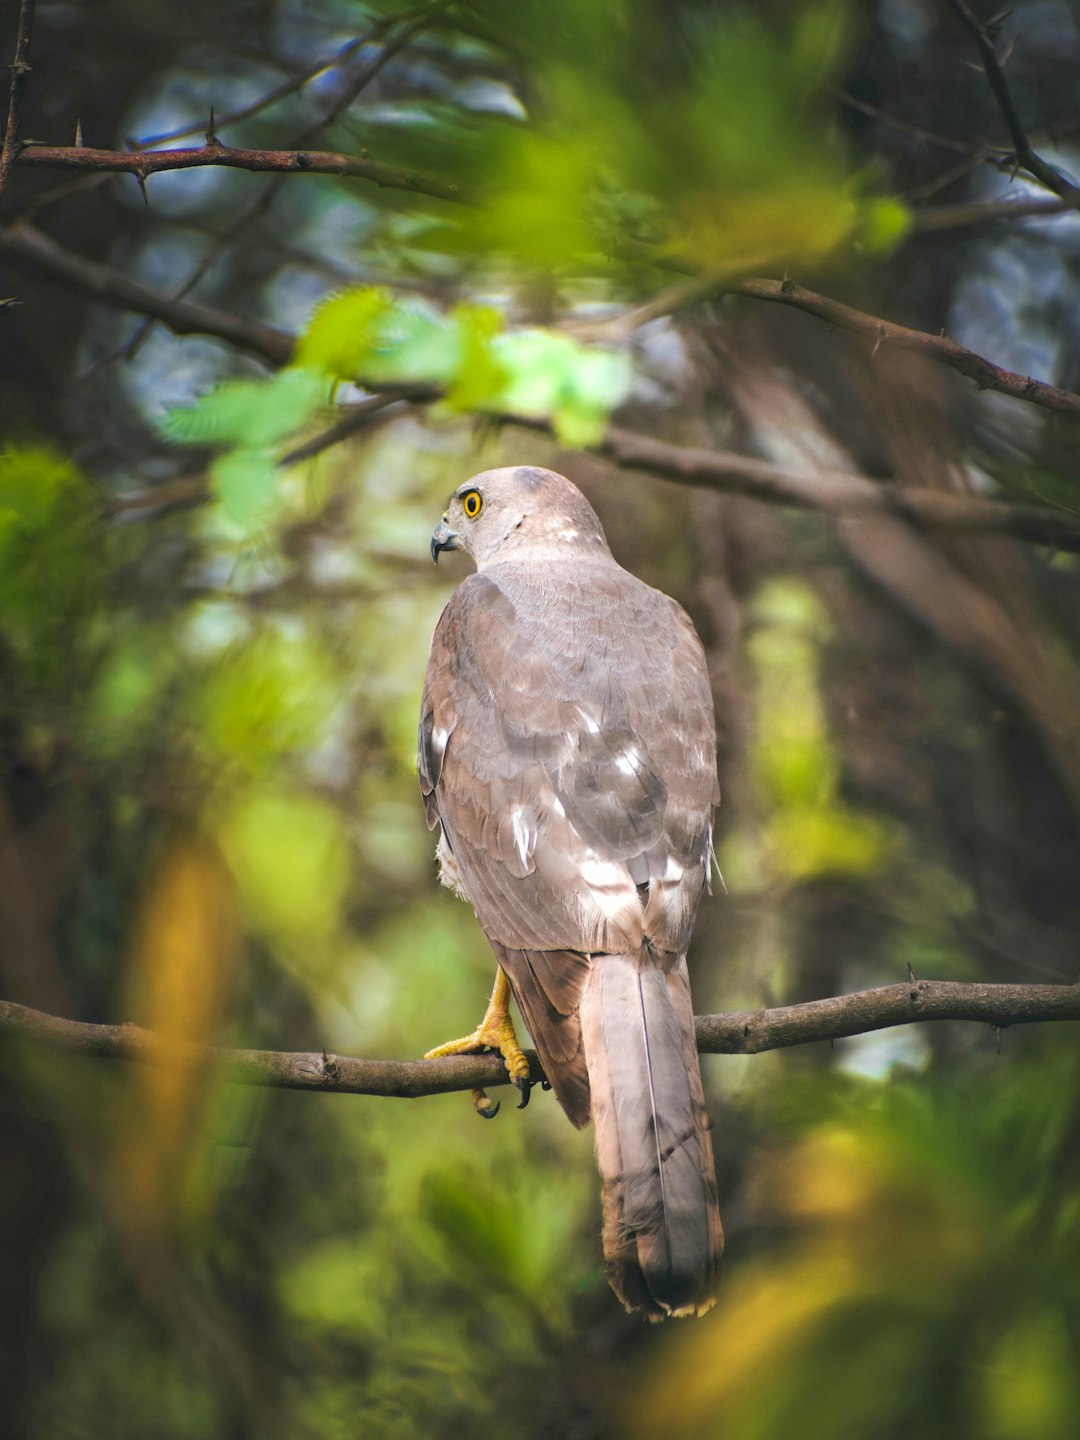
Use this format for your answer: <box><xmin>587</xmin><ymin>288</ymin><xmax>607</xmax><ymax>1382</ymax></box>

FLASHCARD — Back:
<box><xmin>132</xmin><ymin>21</ymin><xmax>399</xmax><ymax>149</ymax></box>
<box><xmin>945</xmin><ymin>0</ymin><xmax>1080</xmax><ymax>208</ymax></box>
<box><xmin>830</xmin><ymin>85</ymin><xmax>981</xmax><ymax>155</ymax></box>
<box><xmin>14</xmin><ymin>140</ymin><xmax>480</xmax><ymax>206</ymax></box>
<box><xmin>2</xmin><ymin>981</ymin><xmax>1077</xmax><ymax>1099</ymax></box>
<box><xmin>597</xmin><ymin>426</ymin><xmax>1080</xmax><ymax>551</ymax></box>
<box><xmin>914</xmin><ymin>194</ymin><xmax>1073</xmax><ymax>231</ymax></box>
<box><xmin>699</xmin><ymin>979</ymin><xmax>1080</xmax><ymax>1054</ymax></box>
<box><xmin>103</xmin><ymin>396</ymin><xmax>1080</xmax><ymax>553</ymax></box>
<box><xmin>0</xmin><ymin>221</ymin><xmax>294</xmax><ymax>365</ymax></box>
<box><xmin>0</xmin><ymin>0</ymin><xmax>36</xmax><ymax>207</ymax></box>
<box><xmin>726</xmin><ymin>277</ymin><xmax>1080</xmax><ymax>419</ymax></box>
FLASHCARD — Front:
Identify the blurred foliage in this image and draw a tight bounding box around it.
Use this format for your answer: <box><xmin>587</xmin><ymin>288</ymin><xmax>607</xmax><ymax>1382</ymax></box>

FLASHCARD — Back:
<box><xmin>164</xmin><ymin>287</ymin><xmax>634</xmax><ymax>535</ymax></box>
<box><xmin>0</xmin><ymin>446</ymin><xmax>103</xmax><ymax>688</ymax></box>
<box><xmin>631</xmin><ymin>1037</ymin><xmax>1080</xmax><ymax>1440</ymax></box>
<box><xmin>1</xmin><ymin>0</ymin><xmax>1080</xmax><ymax>1438</ymax></box>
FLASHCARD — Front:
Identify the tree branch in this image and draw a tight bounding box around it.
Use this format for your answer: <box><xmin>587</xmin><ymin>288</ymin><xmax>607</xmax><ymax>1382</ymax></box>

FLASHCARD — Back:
<box><xmin>7</xmin><ymin>224</ymin><xmax>1080</xmax><ymax>550</ymax></box>
<box><xmin>0</xmin><ymin>0</ymin><xmax>36</xmax><ymax>207</ymax></box>
<box><xmin>597</xmin><ymin>426</ymin><xmax>1080</xmax><ymax>551</ymax></box>
<box><xmin>1</xmin><ymin>981</ymin><xmax>1077</xmax><ymax>1099</ymax></box>
<box><xmin>945</xmin><ymin>0</ymin><xmax>1080</xmax><ymax>208</ymax></box>
<box><xmin>0</xmin><ymin>221</ymin><xmax>294</xmax><ymax>365</ymax></box>
<box><xmin>132</xmin><ymin>21</ymin><xmax>397</xmax><ymax>150</ymax></box>
<box><xmin>103</xmin><ymin>403</ymin><xmax>1080</xmax><ymax>553</ymax></box>
<box><xmin>914</xmin><ymin>194</ymin><xmax>1073</xmax><ymax>232</ymax></box>
<box><xmin>14</xmin><ymin>140</ymin><xmax>481</xmax><ymax>206</ymax></box>
<box><xmin>726</xmin><ymin>277</ymin><xmax>1080</xmax><ymax>418</ymax></box>
<box><xmin>10</xmin><ymin>150</ymin><xmax>1080</xmax><ymax>424</ymax></box>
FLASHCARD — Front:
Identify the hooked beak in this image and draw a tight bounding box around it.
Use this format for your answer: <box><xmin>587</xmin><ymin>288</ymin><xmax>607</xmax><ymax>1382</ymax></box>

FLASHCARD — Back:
<box><xmin>430</xmin><ymin>518</ymin><xmax>463</xmax><ymax>565</ymax></box>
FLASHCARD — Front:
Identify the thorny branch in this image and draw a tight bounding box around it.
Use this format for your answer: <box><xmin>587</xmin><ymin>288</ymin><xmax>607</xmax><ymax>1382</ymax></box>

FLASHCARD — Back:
<box><xmin>111</xmin><ymin>5</ymin><xmax>446</xmax><ymax>370</ymax></box>
<box><xmin>1</xmin><ymin>981</ymin><xmax>1078</xmax><ymax>1100</ymax></box>
<box><xmin>5</xmin><ymin>214</ymin><xmax>1080</xmax><ymax>427</ymax></box>
<box><xmin>726</xmin><ymin>276</ymin><xmax>1080</xmax><ymax>418</ymax></box>
<box><xmin>4</xmin><ymin>221</ymin><xmax>1078</xmax><ymax>550</ymax></box>
<box><xmin>14</xmin><ymin>140</ymin><xmax>481</xmax><ymax>206</ymax></box>
<box><xmin>0</xmin><ymin>0</ymin><xmax>35</xmax><ymax>207</ymax></box>
<box><xmin>945</xmin><ymin>0</ymin><xmax>1080</xmax><ymax>207</ymax></box>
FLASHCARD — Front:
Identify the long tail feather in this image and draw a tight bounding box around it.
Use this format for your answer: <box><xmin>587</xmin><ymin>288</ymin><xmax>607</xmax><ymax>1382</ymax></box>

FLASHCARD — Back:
<box><xmin>580</xmin><ymin>950</ymin><xmax>723</xmax><ymax>1318</ymax></box>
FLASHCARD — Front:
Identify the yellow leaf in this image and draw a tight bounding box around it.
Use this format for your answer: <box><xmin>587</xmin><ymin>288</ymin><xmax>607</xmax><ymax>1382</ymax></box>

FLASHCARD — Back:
<box><xmin>110</xmin><ymin>834</ymin><xmax>236</xmax><ymax>1237</ymax></box>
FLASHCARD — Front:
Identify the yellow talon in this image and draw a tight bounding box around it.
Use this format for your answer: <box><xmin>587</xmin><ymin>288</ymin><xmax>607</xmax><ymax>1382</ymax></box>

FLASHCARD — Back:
<box><xmin>425</xmin><ymin>967</ymin><xmax>532</xmax><ymax>1105</ymax></box>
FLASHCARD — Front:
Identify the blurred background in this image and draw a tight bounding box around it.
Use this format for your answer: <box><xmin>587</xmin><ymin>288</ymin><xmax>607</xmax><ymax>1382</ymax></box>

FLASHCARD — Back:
<box><xmin>1</xmin><ymin>1</ymin><xmax>1079</xmax><ymax>1436</ymax></box>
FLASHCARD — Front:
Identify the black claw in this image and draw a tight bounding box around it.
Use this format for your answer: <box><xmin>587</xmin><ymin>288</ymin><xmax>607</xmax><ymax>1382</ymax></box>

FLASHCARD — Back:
<box><xmin>540</xmin><ymin>1078</ymin><xmax>552</xmax><ymax>1092</ymax></box>
<box><xmin>472</xmin><ymin>1089</ymin><xmax>500</xmax><ymax>1120</ymax></box>
<box><xmin>515</xmin><ymin>1077</ymin><xmax>532</xmax><ymax>1110</ymax></box>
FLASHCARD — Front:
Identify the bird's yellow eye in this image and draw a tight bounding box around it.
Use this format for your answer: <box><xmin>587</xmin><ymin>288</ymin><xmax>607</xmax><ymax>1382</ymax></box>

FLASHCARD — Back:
<box><xmin>462</xmin><ymin>489</ymin><xmax>483</xmax><ymax>519</ymax></box>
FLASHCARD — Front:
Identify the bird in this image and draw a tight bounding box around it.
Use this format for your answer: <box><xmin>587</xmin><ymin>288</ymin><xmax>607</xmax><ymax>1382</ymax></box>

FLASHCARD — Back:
<box><xmin>418</xmin><ymin>464</ymin><xmax>723</xmax><ymax>1319</ymax></box>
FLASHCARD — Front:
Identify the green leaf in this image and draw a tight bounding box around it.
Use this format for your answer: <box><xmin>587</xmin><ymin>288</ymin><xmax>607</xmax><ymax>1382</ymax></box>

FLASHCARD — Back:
<box><xmin>0</xmin><ymin>444</ymin><xmax>102</xmax><ymax>676</ymax></box>
<box><xmin>367</xmin><ymin>304</ymin><xmax>460</xmax><ymax>383</ymax></box>
<box><xmin>211</xmin><ymin>448</ymin><xmax>279</xmax><ymax>527</ymax></box>
<box><xmin>297</xmin><ymin>286</ymin><xmax>394</xmax><ymax>378</ymax></box>
<box><xmin>162</xmin><ymin>367</ymin><xmax>325</xmax><ymax>449</ymax></box>
<box><xmin>494</xmin><ymin>331</ymin><xmax>632</xmax><ymax>442</ymax></box>
<box><xmin>443</xmin><ymin>304</ymin><xmax>508</xmax><ymax>411</ymax></box>
<box><xmin>856</xmin><ymin>195</ymin><xmax>913</xmax><ymax>255</ymax></box>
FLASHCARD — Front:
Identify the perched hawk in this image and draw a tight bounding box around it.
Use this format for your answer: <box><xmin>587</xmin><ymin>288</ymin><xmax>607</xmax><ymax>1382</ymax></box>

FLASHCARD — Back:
<box><xmin>418</xmin><ymin>465</ymin><xmax>722</xmax><ymax>1319</ymax></box>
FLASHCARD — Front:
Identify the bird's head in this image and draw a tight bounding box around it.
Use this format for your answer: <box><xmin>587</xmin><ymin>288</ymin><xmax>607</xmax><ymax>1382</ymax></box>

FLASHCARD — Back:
<box><xmin>430</xmin><ymin>466</ymin><xmax>610</xmax><ymax>569</ymax></box>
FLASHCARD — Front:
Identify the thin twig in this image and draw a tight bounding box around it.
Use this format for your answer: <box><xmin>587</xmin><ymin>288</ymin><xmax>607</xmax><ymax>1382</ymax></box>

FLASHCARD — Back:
<box><xmin>905</xmin><ymin>148</ymin><xmax>991</xmax><ymax>203</ymax></box>
<box><xmin>2</xmin><ymin>981</ymin><xmax>1077</xmax><ymax>1098</ymax></box>
<box><xmin>914</xmin><ymin>194</ymin><xmax>1073</xmax><ymax>231</ymax></box>
<box><xmin>946</xmin><ymin>0</ymin><xmax>1080</xmax><ymax>207</ymax></box>
<box><xmin>116</xmin><ymin>5</ymin><xmax>448</xmax><ymax>368</ymax></box>
<box><xmin>104</xmin><ymin>391</ymin><xmax>439</xmax><ymax>518</ymax></box>
<box><xmin>0</xmin><ymin>0</ymin><xmax>36</xmax><ymax>207</ymax></box>
<box><xmin>277</xmin><ymin>388</ymin><xmax>439</xmax><ymax>466</ymax></box>
<box><xmin>830</xmin><ymin>85</ymin><xmax>980</xmax><ymax>155</ymax></box>
<box><xmin>131</xmin><ymin>19</ymin><xmax>403</xmax><ymax>149</ymax></box>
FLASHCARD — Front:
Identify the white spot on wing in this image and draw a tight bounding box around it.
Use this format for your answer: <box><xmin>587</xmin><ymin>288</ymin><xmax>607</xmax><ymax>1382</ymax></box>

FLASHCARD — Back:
<box><xmin>615</xmin><ymin>747</ymin><xmax>640</xmax><ymax>776</ymax></box>
<box><xmin>576</xmin><ymin>707</ymin><xmax>600</xmax><ymax>735</ymax></box>
<box><xmin>510</xmin><ymin>805</ymin><xmax>533</xmax><ymax>869</ymax></box>
<box><xmin>551</xmin><ymin>796</ymin><xmax>566</xmax><ymax>818</ymax></box>
<box><xmin>580</xmin><ymin>857</ymin><xmax>624</xmax><ymax>887</ymax></box>
<box><xmin>663</xmin><ymin>854</ymin><xmax>684</xmax><ymax>881</ymax></box>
